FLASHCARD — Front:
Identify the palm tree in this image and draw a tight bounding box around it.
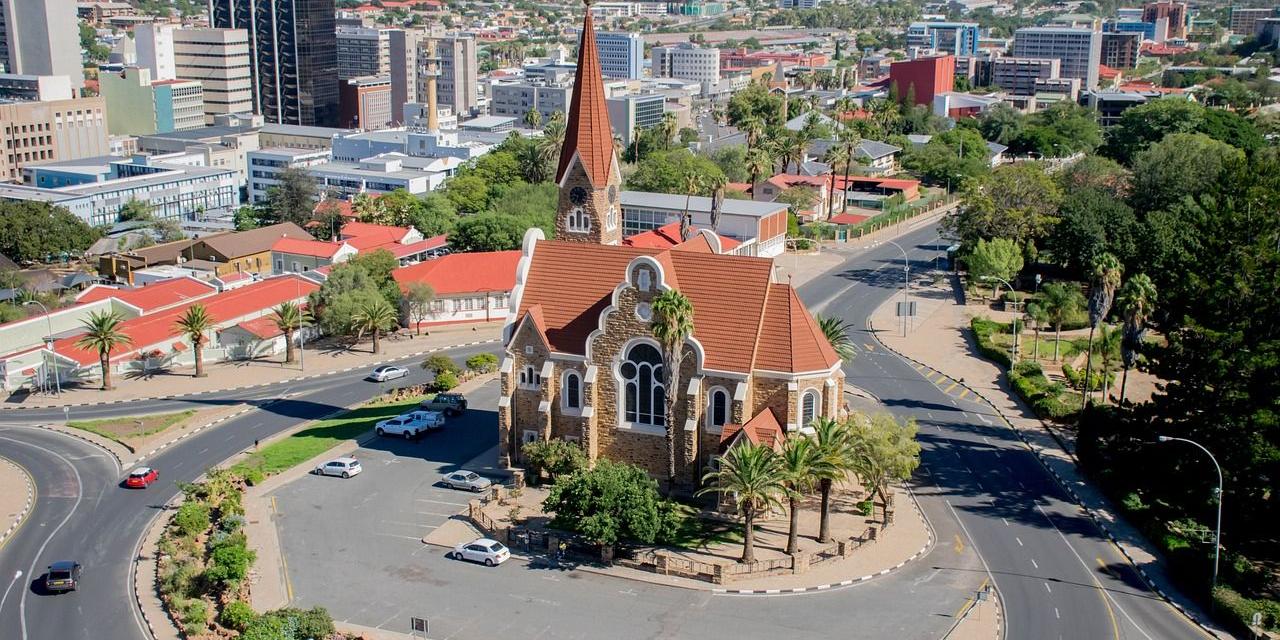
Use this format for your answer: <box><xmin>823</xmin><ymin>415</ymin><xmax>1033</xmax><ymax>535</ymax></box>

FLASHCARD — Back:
<box><xmin>814</xmin><ymin>314</ymin><xmax>855</xmax><ymax>361</ymax></box>
<box><xmin>352</xmin><ymin>297</ymin><xmax>398</xmax><ymax>355</ymax></box>
<box><xmin>174</xmin><ymin>304</ymin><xmax>213</xmax><ymax>378</ymax></box>
<box><xmin>1025</xmin><ymin>302</ymin><xmax>1048</xmax><ymax>360</ymax></box>
<box><xmin>273</xmin><ymin>301</ymin><xmax>311</xmax><ymax>365</ymax></box>
<box><xmin>1082</xmin><ymin>254</ymin><xmax>1123</xmax><ymax>411</ymax></box>
<box><xmin>1040</xmin><ymin>282</ymin><xmax>1085</xmax><ymax>362</ymax></box>
<box><xmin>696</xmin><ymin>442</ymin><xmax>788</xmax><ymax>563</ymax></box>
<box><xmin>810</xmin><ymin>417</ymin><xmax>854</xmax><ymax>543</ymax></box>
<box><xmin>746</xmin><ymin>147</ymin><xmax>772</xmax><ymax>189</ymax></box>
<box><xmin>778</xmin><ymin>437</ymin><xmax>818</xmax><ymax>555</ymax></box>
<box><xmin>1115</xmin><ymin>274</ymin><xmax>1157</xmax><ymax>405</ymax></box>
<box><xmin>650</xmin><ymin>289</ymin><xmax>695</xmax><ymax>491</ymax></box>
<box><xmin>75</xmin><ymin>310</ymin><xmax>133</xmax><ymax>391</ymax></box>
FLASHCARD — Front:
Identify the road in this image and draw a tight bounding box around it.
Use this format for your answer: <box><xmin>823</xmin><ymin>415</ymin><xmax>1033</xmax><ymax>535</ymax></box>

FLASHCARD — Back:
<box><xmin>0</xmin><ymin>225</ymin><xmax>1209</xmax><ymax>639</ymax></box>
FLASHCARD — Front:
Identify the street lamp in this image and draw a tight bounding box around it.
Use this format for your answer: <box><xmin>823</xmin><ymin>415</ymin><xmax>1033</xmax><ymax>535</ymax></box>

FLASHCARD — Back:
<box><xmin>882</xmin><ymin>239</ymin><xmax>911</xmax><ymax>337</ymax></box>
<box><xmin>1156</xmin><ymin>435</ymin><xmax>1223</xmax><ymax>596</ymax></box>
<box><xmin>23</xmin><ymin>300</ymin><xmax>60</xmax><ymax>395</ymax></box>
<box><xmin>979</xmin><ymin>275</ymin><xmax>1019</xmax><ymax>364</ymax></box>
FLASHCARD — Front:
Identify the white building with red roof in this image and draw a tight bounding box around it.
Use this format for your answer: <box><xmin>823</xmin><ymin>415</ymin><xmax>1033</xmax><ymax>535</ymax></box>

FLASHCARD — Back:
<box><xmin>498</xmin><ymin>7</ymin><xmax>844</xmax><ymax>487</ymax></box>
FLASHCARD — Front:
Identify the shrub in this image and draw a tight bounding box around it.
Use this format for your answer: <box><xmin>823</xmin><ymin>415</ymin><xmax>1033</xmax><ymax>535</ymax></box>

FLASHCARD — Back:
<box><xmin>173</xmin><ymin>501</ymin><xmax>210</xmax><ymax>538</ymax></box>
<box><xmin>433</xmin><ymin>370</ymin><xmax>459</xmax><ymax>391</ymax></box>
<box><xmin>219</xmin><ymin>600</ymin><xmax>257</xmax><ymax>632</ymax></box>
<box><xmin>465</xmin><ymin>353</ymin><xmax>499</xmax><ymax>374</ymax></box>
<box><xmin>422</xmin><ymin>354</ymin><xmax>460</xmax><ymax>376</ymax></box>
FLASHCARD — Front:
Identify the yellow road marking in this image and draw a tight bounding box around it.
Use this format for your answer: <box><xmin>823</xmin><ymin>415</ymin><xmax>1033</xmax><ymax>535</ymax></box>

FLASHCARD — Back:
<box><xmin>943</xmin><ymin>381</ymin><xmax>959</xmax><ymax>394</ymax></box>
<box><xmin>957</xmin><ymin>388</ymin><xmax>971</xmax><ymax>400</ymax></box>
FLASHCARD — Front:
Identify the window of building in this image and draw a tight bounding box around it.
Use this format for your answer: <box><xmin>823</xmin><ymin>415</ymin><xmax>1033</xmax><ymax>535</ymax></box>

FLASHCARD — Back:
<box><xmin>622</xmin><ymin>343</ymin><xmax>664</xmax><ymax>427</ymax></box>
<box><xmin>801</xmin><ymin>389</ymin><xmax>820</xmax><ymax>426</ymax></box>
<box><xmin>563</xmin><ymin>371</ymin><xmax>581</xmax><ymax>410</ymax></box>
<box><xmin>708</xmin><ymin>388</ymin><xmax>728</xmax><ymax>430</ymax></box>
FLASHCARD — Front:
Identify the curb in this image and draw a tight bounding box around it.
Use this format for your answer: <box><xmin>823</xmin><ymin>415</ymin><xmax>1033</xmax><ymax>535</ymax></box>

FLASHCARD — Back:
<box><xmin>0</xmin><ymin>457</ymin><xmax>35</xmax><ymax>550</ymax></box>
<box><xmin>712</xmin><ymin>485</ymin><xmax>937</xmax><ymax>596</ymax></box>
<box><xmin>8</xmin><ymin>338</ymin><xmax>500</xmax><ymax>411</ymax></box>
<box><xmin>869</xmin><ymin>318</ymin><xmax>1224</xmax><ymax>639</ymax></box>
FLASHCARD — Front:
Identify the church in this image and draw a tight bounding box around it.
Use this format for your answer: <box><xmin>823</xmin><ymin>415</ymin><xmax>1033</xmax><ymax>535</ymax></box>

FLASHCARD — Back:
<box><xmin>496</xmin><ymin>6</ymin><xmax>846</xmax><ymax>487</ymax></box>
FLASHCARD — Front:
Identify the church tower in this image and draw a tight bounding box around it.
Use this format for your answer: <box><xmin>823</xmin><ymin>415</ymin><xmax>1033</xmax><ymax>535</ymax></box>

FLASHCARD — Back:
<box><xmin>554</xmin><ymin>0</ymin><xmax>622</xmax><ymax>245</ymax></box>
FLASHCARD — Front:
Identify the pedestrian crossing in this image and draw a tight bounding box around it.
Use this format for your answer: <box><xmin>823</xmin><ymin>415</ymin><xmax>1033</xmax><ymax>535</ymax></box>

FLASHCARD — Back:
<box><xmin>909</xmin><ymin>361</ymin><xmax>973</xmax><ymax>401</ymax></box>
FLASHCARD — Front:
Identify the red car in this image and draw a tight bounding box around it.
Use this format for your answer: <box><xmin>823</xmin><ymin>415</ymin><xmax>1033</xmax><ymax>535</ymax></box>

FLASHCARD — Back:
<box><xmin>125</xmin><ymin>467</ymin><xmax>159</xmax><ymax>489</ymax></box>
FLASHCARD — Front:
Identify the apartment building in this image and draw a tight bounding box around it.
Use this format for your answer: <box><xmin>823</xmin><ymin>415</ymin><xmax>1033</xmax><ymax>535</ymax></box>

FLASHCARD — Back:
<box><xmin>1013</xmin><ymin>27</ymin><xmax>1102</xmax><ymax>89</ymax></box>
<box><xmin>0</xmin><ymin>96</ymin><xmax>109</xmax><ymax>182</ymax></box>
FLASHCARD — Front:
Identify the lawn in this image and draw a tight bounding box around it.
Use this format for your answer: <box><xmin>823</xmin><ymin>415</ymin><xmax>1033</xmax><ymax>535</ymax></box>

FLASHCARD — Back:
<box><xmin>67</xmin><ymin>410</ymin><xmax>197</xmax><ymax>447</ymax></box>
<box><xmin>232</xmin><ymin>397</ymin><xmax>424</xmax><ymax>477</ymax></box>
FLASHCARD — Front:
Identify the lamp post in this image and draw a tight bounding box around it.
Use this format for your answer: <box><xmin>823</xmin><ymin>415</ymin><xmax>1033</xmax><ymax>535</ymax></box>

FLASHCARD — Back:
<box><xmin>980</xmin><ymin>275</ymin><xmax>1019</xmax><ymax>364</ymax></box>
<box><xmin>1156</xmin><ymin>435</ymin><xmax>1223</xmax><ymax>597</ymax></box>
<box><xmin>882</xmin><ymin>239</ymin><xmax>910</xmax><ymax>337</ymax></box>
<box><xmin>23</xmin><ymin>300</ymin><xmax>60</xmax><ymax>395</ymax></box>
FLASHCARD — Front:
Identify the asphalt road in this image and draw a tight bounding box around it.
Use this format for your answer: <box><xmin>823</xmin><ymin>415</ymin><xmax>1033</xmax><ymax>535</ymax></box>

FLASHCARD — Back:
<box><xmin>0</xmin><ymin>342</ymin><xmax>495</xmax><ymax>640</ymax></box>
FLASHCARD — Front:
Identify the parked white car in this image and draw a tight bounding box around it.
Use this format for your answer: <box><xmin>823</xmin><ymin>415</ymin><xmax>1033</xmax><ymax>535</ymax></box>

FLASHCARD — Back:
<box><xmin>314</xmin><ymin>457</ymin><xmax>362</xmax><ymax>478</ymax></box>
<box><xmin>441</xmin><ymin>470</ymin><xmax>493</xmax><ymax>492</ymax></box>
<box><xmin>375</xmin><ymin>411</ymin><xmax>445</xmax><ymax>438</ymax></box>
<box><xmin>367</xmin><ymin>365</ymin><xmax>409</xmax><ymax>382</ymax></box>
<box><xmin>452</xmin><ymin>538</ymin><xmax>510</xmax><ymax>566</ymax></box>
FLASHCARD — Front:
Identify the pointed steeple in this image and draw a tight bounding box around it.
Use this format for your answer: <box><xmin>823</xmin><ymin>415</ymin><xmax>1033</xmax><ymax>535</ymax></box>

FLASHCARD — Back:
<box><xmin>555</xmin><ymin>1</ymin><xmax>617</xmax><ymax>186</ymax></box>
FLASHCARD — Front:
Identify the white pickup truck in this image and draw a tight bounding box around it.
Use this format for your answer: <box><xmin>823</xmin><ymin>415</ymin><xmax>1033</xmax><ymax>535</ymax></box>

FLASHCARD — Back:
<box><xmin>375</xmin><ymin>410</ymin><xmax>446</xmax><ymax>439</ymax></box>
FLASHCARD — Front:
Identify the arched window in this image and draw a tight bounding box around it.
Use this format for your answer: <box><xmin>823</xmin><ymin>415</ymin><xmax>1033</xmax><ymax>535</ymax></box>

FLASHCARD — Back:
<box><xmin>563</xmin><ymin>371</ymin><xmax>581</xmax><ymax>409</ymax></box>
<box><xmin>566</xmin><ymin>207</ymin><xmax>591</xmax><ymax>233</ymax></box>
<box><xmin>621</xmin><ymin>343</ymin><xmax>664</xmax><ymax>427</ymax></box>
<box><xmin>801</xmin><ymin>389</ymin><xmax>820</xmax><ymax>426</ymax></box>
<box><xmin>708</xmin><ymin>388</ymin><xmax>728</xmax><ymax>429</ymax></box>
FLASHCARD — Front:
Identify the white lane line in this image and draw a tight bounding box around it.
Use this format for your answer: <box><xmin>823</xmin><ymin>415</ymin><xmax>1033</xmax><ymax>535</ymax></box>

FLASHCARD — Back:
<box><xmin>1036</xmin><ymin>504</ymin><xmax>1155</xmax><ymax>640</ymax></box>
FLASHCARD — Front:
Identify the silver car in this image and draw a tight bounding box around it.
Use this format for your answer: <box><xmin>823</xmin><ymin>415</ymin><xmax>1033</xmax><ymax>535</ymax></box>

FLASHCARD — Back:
<box><xmin>452</xmin><ymin>538</ymin><xmax>510</xmax><ymax>566</ymax></box>
<box><xmin>314</xmin><ymin>457</ymin><xmax>362</xmax><ymax>478</ymax></box>
<box><xmin>441</xmin><ymin>470</ymin><xmax>492</xmax><ymax>492</ymax></box>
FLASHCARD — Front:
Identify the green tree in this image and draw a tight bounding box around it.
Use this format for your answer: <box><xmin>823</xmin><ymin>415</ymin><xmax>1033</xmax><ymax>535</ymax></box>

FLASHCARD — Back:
<box><xmin>403</xmin><ymin>281</ymin><xmax>435</xmax><ymax>335</ymax></box>
<box><xmin>778</xmin><ymin>436</ymin><xmax>818</xmax><ymax>555</ymax></box>
<box><xmin>174</xmin><ymin>304</ymin><xmax>213</xmax><ymax>377</ymax></box>
<box><xmin>650</xmin><ymin>288</ymin><xmax>695</xmax><ymax>490</ymax></box>
<box><xmin>76</xmin><ymin>310</ymin><xmax>133</xmax><ymax>390</ymax></box>
<box><xmin>848</xmin><ymin>412</ymin><xmax>920</xmax><ymax>513</ymax></box>
<box><xmin>810</xmin><ymin>417</ymin><xmax>855</xmax><ymax>543</ymax></box>
<box><xmin>543</xmin><ymin>459</ymin><xmax>680</xmax><ymax>546</ymax></box>
<box><xmin>0</xmin><ymin>201</ymin><xmax>99</xmax><ymax>263</ymax></box>
<box><xmin>1039</xmin><ymin>282</ymin><xmax>1086</xmax><ymax>362</ymax></box>
<box><xmin>1115</xmin><ymin>274</ymin><xmax>1156</xmax><ymax>405</ymax></box>
<box><xmin>697</xmin><ymin>442</ymin><xmax>789</xmax><ymax>563</ymax></box>
<box><xmin>261</xmin><ymin>166</ymin><xmax>318</xmax><ymax>226</ymax></box>
<box><xmin>1082</xmin><ymin>253</ymin><xmax>1123</xmax><ymax>410</ymax></box>
<box><xmin>966</xmin><ymin>238</ymin><xmax>1024</xmax><ymax>298</ymax></box>
<box><xmin>351</xmin><ymin>297</ymin><xmax>398</xmax><ymax>354</ymax></box>
<box><xmin>272</xmin><ymin>301</ymin><xmax>311</xmax><ymax>365</ymax></box>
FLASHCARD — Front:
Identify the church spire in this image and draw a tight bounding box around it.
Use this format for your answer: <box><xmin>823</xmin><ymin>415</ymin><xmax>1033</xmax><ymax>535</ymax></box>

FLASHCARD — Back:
<box><xmin>554</xmin><ymin>0</ymin><xmax>622</xmax><ymax>245</ymax></box>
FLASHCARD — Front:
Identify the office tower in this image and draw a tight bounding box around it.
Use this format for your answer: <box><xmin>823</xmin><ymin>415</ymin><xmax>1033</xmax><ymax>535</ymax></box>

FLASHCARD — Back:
<box><xmin>596</xmin><ymin>31</ymin><xmax>643</xmax><ymax>79</ymax></box>
<box><xmin>433</xmin><ymin>35</ymin><xmax>478</xmax><ymax>118</ymax></box>
<box><xmin>1101</xmin><ymin>31</ymin><xmax>1141</xmax><ymax>69</ymax></box>
<box><xmin>0</xmin><ymin>0</ymin><xmax>82</xmax><ymax>89</ymax></box>
<box><xmin>650</xmin><ymin>43</ymin><xmax>721</xmax><ymax>83</ymax></box>
<box><xmin>1013</xmin><ymin>27</ymin><xmax>1102</xmax><ymax>89</ymax></box>
<box><xmin>173</xmin><ymin>28</ymin><xmax>254</xmax><ymax>123</ymax></box>
<box><xmin>1142</xmin><ymin>2</ymin><xmax>1187</xmax><ymax>39</ymax></box>
<box><xmin>209</xmin><ymin>0</ymin><xmax>338</xmax><ymax>127</ymax></box>
<box><xmin>100</xmin><ymin>66</ymin><xmax>205</xmax><ymax>136</ymax></box>
<box><xmin>906</xmin><ymin>21</ymin><xmax>981</xmax><ymax>56</ymax></box>
<box><xmin>336</xmin><ymin>26</ymin><xmax>391</xmax><ymax>80</ymax></box>
<box><xmin>387</xmin><ymin>30</ymin><xmax>419</xmax><ymax>125</ymax></box>
<box><xmin>0</xmin><ymin>96</ymin><xmax>109</xmax><ymax>182</ymax></box>
<box><xmin>888</xmin><ymin>55</ymin><xmax>955</xmax><ymax>105</ymax></box>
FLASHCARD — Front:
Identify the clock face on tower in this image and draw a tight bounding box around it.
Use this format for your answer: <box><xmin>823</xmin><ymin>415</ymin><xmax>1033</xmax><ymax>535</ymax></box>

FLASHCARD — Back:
<box><xmin>569</xmin><ymin>186</ymin><xmax>588</xmax><ymax>205</ymax></box>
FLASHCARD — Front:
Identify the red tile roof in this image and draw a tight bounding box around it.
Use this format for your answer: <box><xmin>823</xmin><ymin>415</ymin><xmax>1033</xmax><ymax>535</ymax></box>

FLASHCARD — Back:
<box><xmin>392</xmin><ymin>250</ymin><xmax>521</xmax><ymax>295</ymax></box>
<box><xmin>75</xmin><ymin>277</ymin><xmax>218</xmax><ymax>312</ymax></box>
<box><xmin>272</xmin><ymin>237</ymin><xmax>348</xmax><ymax>259</ymax></box>
<box><xmin>515</xmin><ymin>241</ymin><xmax>839</xmax><ymax>373</ymax></box>
<box><xmin>54</xmin><ymin>276</ymin><xmax>319</xmax><ymax>366</ymax></box>
<box><xmin>719</xmin><ymin>408</ymin><xmax>786</xmax><ymax>452</ymax></box>
<box><xmin>622</xmin><ymin>222</ymin><xmax>741</xmax><ymax>252</ymax></box>
<box><xmin>555</xmin><ymin>9</ymin><xmax>615</xmax><ymax>186</ymax></box>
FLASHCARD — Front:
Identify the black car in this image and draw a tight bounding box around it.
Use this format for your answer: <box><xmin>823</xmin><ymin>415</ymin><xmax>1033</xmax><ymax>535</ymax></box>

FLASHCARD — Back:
<box><xmin>421</xmin><ymin>392</ymin><xmax>468</xmax><ymax>416</ymax></box>
<box><xmin>45</xmin><ymin>561</ymin><xmax>81</xmax><ymax>592</ymax></box>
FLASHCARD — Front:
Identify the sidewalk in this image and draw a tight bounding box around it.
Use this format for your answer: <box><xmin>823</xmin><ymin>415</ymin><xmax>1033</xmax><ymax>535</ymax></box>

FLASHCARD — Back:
<box><xmin>7</xmin><ymin>322</ymin><xmax>502</xmax><ymax>410</ymax></box>
<box><xmin>868</xmin><ymin>276</ymin><xmax>1229</xmax><ymax>639</ymax></box>
<box><xmin>0</xmin><ymin>457</ymin><xmax>33</xmax><ymax>551</ymax></box>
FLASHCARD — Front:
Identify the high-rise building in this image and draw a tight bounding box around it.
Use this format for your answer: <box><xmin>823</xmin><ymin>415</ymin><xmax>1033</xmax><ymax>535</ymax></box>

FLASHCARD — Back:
<box><xmin>209</xmin><ymin>0</ymin><xmax>338</xmax><ymax>127</ymax></box>
<box><xmin>0</xmin><ymin>0</ymin><xmax>82</xmax><ymax>89</ymax></box>
<box><xmin>1013</xmin><ymin>27</ymin><xmax>1102</xmax><ymax>89</ymax></box>
<box><xmin>651</xmin><ymin>43</ymin><xmax>721</xmax><ymax>83</ymax></box>
<box><xmin>1101</xmin><ymin>31</ymin><xmax>1141</xmax><ymax>69</ymax></box>
<box><xmin>424</xmin><ymin>35</ymin><xmax>478</xmax><ymax>118</ymax></box>
<box><xmin>888</xmin><ymin>55</ymin><xmax>955</xmax><ymax>105</ymax></box>
<box><xmin>339</xmin><ymin>76</ymin><xmax>393</xmax><ymax>130</ymax></box>
<box><xmin>101</xmin><ymin>67</ymin><xmax>205</xmax><ymax>136</ymax></box>
<box><xmin>0</xmin><ymin>96</ymin><xmax>109</xmax><ymax>182</ymax></box>
<box><xmin>336</xmin><ymin>26</ymin><xmax>391</xmax><ymax>80</ymax></box>
<box><xmin>1142</xmin><ymin>2</ymin><xmax>1187</xmax><ymax>39</ymax></box>
<box><xmin>172</xmin><ymin>29</ymin><xmax>254</xmax><ymax>123</ymax></box>
<box><xmin>906</xmin><ymin>21</ymin><xmax>981</xmax><ymax>56</ymax></box>
<box><xmin>1229</xmin><ymin>6</ymin><xmax>1279</xmax><ymax>35</ymax></box>
<box><xmin>596</xmin><ymin>31</ymin><xmax>643</xmax><ymax>79</ymax></box>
